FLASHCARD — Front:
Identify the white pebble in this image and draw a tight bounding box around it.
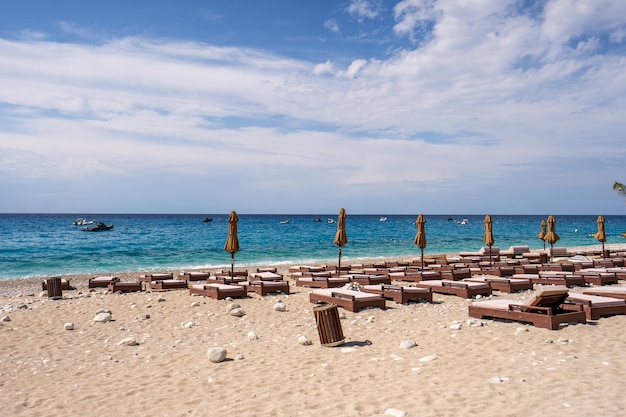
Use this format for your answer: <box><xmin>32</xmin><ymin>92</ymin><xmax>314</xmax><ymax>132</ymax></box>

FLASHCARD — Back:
<box><xmin>248</xmin><ymin>331</ymin><xmax>259</xmax><ymax>340</ymax></box>
<box><xmin>420</xmin><ymin>354</ymin><xmax>438</xmax><ymax>362</ymax></box>
<box><xmin>64</xmin><ymin>322</ymin><xmax>74</xmax><ymax>330</ymax></box>
<box><xmin>207</xmin><ymin>347</ymin><xmax>227</xmax><ymax>363</ymax></box>
<box><xmin>385</xmin><ymin>408</ymin><xmax>407</xmax><ymax>417</ymax></box>
<box><xmin>399</xmin><ymin>340</ymin><xmax>417</xmax><ymax>349</ymax></box>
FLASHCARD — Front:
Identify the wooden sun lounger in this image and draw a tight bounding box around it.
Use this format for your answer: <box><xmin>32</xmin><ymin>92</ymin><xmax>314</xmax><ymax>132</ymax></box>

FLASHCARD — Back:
<box><xmin>189</xmin><ymin>283</ymin><xmax>248</xmax><ymax>299</ymax></box>
<box><xmin>342</xmin><ymin>274</ymin><xmax>392</xmax><ymax>285</ymax></box>
<box><xmin>108</xmin><ymin>281</ymin><xmax>143</xmax><ymax>292</ymax></box>
<box><xmin>295</xmin><ymin>276</ymin><xmax>350</xmax><ymax>288</ymax></box>
<box><xmin>578</xmin><ymin>271</ymin><xmax>619</xmax><ymax>286</ymax></box>
<box><xmin>149</xmin><ymin>279</ymin><xmax>189</xmax><ymax>290</ymax></box>
<box><xmin>441</xmin><ymin>268</ymin><xmax>472</xmax><ymax>281</ymax></box>
<box><xmin>139</xmin><ymin>273</ymin><xmax>173</xmax><ymax>283</ymax></box>
<box><xmin>528</xmin><ymin>273</ymin><xmax>586</xmax><ymax>288</ymax></box>
<box><xmin>583</xmin><ymin>286</ymin><xmax>626</xmax><ymax>300</ymax></box>
<box><xmin>413</xmin><ymin>279</ymin><xmax>492</xmax><ymax>299</ymax></box>
<box><xmin>361</xmin><ymin>284</ymin><xmax>433</xmax><ymax>304</ymax></box>
<box><xmin>565</xmin><ymin>293</ymin><xmax>626</xmax><ymax>320</ymax></box>
<box><xmin>178</xmin><ymin>272</ymin><xmax>210</xmax><ymax>282</ymax></box>
<box><xmin>42</xmin><ymin>278</ymin><xmax>72</xmax><ymax>291</ymax></box>
<box><xmin>389</xmin><ymin>270</ymin><xmax>441</xmax><ymax>282</ymax></box>
<box><xmin>468</xmin><ymin>286</ymin><xmax>587</xmax><ymax>330</ymax></box>
<box><xmin>243</xmin><ymin>280</ymin><xmax>290</xmax><ymax>296</ymax></box>
<box><xmin>88</xmin><ymin>276</ymin><xmax>119</xmax><ymax>288</ymax></box>
<box><xmin>206</xmin><ymin>275</ymin><xmax>247</xmax><ymax>284</ymax></box>
<box><xmin>310</xmin><ymin>288</ymin><xmax>386</xmax><ymax>312</ymax></box>
<box><xmin>464</xmin><ymin>276</ymin><xmax>534</xmax><ymax>293</ymax></box>
<box><xmin>250</xmin><ymin>271</ymin><xmax>284</xmax><ymax>281</ymax></box>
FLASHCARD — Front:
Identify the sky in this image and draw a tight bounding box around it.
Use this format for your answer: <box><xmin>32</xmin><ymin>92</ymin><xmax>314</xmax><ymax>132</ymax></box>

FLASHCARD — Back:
<box><xmin>1</xmin><ymin>0</ymin><xmax>625</xmax><ymax>215</ymax></box>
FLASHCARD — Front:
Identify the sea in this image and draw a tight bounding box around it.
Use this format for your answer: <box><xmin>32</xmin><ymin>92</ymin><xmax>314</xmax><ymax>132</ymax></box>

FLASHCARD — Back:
<box><xmin>1</xmin><ymin>213</ymin><xmax>625</xmax><ymax>281</ymax></box>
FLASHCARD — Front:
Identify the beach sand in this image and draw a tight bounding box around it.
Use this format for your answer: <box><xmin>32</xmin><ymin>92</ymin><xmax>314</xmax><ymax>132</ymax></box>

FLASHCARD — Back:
<box><xmin>2</xmin><ymin>245</ymin><xmax>626</xmax><ymax>416</ymax></box>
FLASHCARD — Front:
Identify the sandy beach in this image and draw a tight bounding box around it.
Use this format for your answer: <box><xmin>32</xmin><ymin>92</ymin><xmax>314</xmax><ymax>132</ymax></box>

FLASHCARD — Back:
<box><xmin>2</xmin><ymin>245</ymin><xmax>626</xmax><ymax>417</ymax></box>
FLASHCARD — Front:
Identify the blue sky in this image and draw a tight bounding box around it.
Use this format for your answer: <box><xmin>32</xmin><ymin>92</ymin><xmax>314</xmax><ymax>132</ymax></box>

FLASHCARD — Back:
<box><xmin>1</xmin><ymin>0</ymin><xmax>625</xmax><ymax>215</ymax></box>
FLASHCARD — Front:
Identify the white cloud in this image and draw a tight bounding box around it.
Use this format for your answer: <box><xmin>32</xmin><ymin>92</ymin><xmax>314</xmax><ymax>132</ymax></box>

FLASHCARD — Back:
<box><xmin>0</xmin><ymin>1</ymin><xmax>625</xmax><ymax>214</ymax></box>
<box><xmin>347</xmin><ymin>0</ymin><xmax>382</xmax><ymax>21</ymax></box>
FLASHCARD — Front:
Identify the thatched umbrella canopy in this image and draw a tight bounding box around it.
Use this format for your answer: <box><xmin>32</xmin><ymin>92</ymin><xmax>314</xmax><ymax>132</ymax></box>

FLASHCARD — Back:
<box><xmin>414</xmin><ymin>214</ymin><xmax>427</xmax><ymax>269</ymax></box>
<box><xmin>223</xmin><ymin>211</ymin><xmax>240</xmax><ymax>278</ymax></box>
<box><xmin>333</xmin><ymin>208</ymin><xmax>348</xmax><ymax>274</ymax></box>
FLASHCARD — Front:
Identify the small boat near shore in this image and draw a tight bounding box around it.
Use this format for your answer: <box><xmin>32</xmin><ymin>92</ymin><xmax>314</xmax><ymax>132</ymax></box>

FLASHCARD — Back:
<box><xmin>73</xmin><ymin>218</ymin><xmax>95</xmax><ymax>226</ymax></box>
<box><xmin>201</xmin><ymin>218</ymin><xmax>213</xmax><ymax>222</ymax></box>
<box><xmin>81</xmin><ymin>222</ymin><xmax>114</xmax><ymax>232</ymax></box>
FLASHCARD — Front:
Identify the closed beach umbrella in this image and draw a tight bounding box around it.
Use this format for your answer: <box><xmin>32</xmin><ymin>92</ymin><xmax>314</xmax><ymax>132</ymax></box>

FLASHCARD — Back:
<box><xmin>537</xmin><ymin>219</ymin><xmax>547</xmax><ymax>250</ymax></box>
<box><xmin>483</xmin><ymin>214</ymin><xmax>494</xmax><ymax>264</ymax></box>
<box><xmin>224</xmin><ymin>211</ymin><xmax>240</xmax><ymax>278</ymax></box>
<box><xmin>333</xmin><ymin>208</ymin><xmax>348</xmax><ymax>274</ymax></box>
<box><xmin>414</xmin><ymin>214</ymin><xmax>427</xmax><ymax>269</ymax></box>
<box><xmin>544</xmin><ymin>214</ymin><xmax>560</xmax><ymax>262</ymax></box>
<box><xmin>594</xmin><ymin>215</ymin><xmax>607</xmax><ymax>258</ymax></box>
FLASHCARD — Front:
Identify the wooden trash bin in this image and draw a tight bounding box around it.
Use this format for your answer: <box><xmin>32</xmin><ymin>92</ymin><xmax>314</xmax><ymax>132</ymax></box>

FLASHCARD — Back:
<box><xmin>46</xmin><ymin>277</ymin><xmax>63</xmax><ymax>300</ymax></box>
<box><xmin>313</xmin><ymin>304</ymin><xmax>345</xmax><ymax>347</ymax></box>
<box><xmin>539</xmin><ymin>252</ymin><xmax>548</xmax><ymax>264</ymax></box>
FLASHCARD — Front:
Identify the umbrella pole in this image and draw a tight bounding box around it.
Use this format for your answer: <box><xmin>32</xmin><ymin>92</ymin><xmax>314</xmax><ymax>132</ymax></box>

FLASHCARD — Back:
<box><xmin>421</xmin><ymin>248</ymin><xmax>424</xmax><ymax>269</ymax></box>
<box><xmin>337</xmin><ymin>247</ymin><xmax>342</xmax><ymax>275</ymax></box>
<box><xmin>231</xmin><ymin>253</ymin><xmax>235</xmax><ymax>278</ymax></box>
<box><xmin>489</xmin><ymin>244</ymin><xmax>493</xmax><ymax>265</ymax></box>
<box><xmin>550</xmin><ymin>243</ymin><xmax>554</xmax><ymax>262</ymax></box>
<box><xmin>602</xmin><ymin>242</ymin><xmax>605</xmax><ymax>259</ymax></box>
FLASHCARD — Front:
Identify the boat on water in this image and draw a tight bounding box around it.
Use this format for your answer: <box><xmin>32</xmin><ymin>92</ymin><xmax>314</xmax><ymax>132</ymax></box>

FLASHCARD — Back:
<box><xmin>280</xmin><ymin>219</ymin><xmax>290</xmax><ymax>224</ymax></box>
<box><xmin>379</xmin><ymin>217</ymin><xmax>388</xmax><ymax>222</ymax></box>
<box><xmin>313</xmin><ymin>217</ymin><xmax>323</xmax><ymax>222</ymax></box>
<box><xmin>457</xmin><ymin>218</ymin><xmax>469</xmax><ymax>225</ymax></box>
<box><xmin>81</xmin><ymin>222</ymin><xmax>114</xmax><ymax>232</ymax></box>
<box><xmin>201</xmin><ymin>218</ymin><xmax>213</xmax><ymax>222</ymax></box>
<box><xmin>73</xmin><ymin>218</ymin><xmax>95</xmax><ymax>226</ymax></box>
<box><xmin>327</xmin><ymin>218</ymin><xmax>336</xmax><ymax>224</ymax></box>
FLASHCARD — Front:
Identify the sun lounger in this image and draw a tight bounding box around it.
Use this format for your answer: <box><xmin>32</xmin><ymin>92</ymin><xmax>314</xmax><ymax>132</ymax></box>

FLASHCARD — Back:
<box><xmin>565</xmin><ymin>293</ymin><xmax>626</xmax><ymax>320</ymax></box>
<box><xmin>42</xmin><ymin>278</ymin><xmax>72</xmax><ymax>291</ymax></box>
<box><xmin>215</xmin><ymin>270</ymin><xmax>249</xmax><ymax>277</ymax></box>
<box><xmin>501</xmin><ymin>246</ymin><xmax>530</xmax><ymax>259</ymax></box>
<box><xmin>206</xmin><ymin>275</ymin><xmax>247</xmax><ymax>284</ymax></box>
<box><xmin>88</xmin><ymin>276</ymin><xmax>119</xmax><ymax>288</ymax></box>
<box><xmin>295</xmin><ymin>276</ymin><xmax>350</xmax><ymax>288</ymax></box>
<box><xmin>189</xmin><ymin>283</ymin><xmax>248</xmax><ymax>299</ymax></box>
<box><xmin>577</xmin><ymin>270</ymin><xmax>619</xmax><ymax>286</ymax></box>
<box><xmin>413</xmin><ymin>279</ymin><xmax>492</xmax><ymax>299</ymax></box>
<box><xmin>149</xmin><ymin>279</ymin><xmax>189</xmax><ymax>290</ymax></box>
<box><xmin>464</xmin><ymin>276</ymin><xmax>534</xmax><ymax>293</ymax></box>
<box><xmin>583</xmin><ymin>286</ymin><xmax>626</xmax><ymax>300</ymax></box>
<box><xmin>139</xmin><ymin>273</ymin><xmax>173</xmax><ymax>283</ymax></box>
<box><xmin>361</xmin><ymin>284</ymin><xmax>433</xmax><ymax>304</ymax></box>
<box><xmin>178</xmin><ymin>272</ymin><xmax>210</xmax><ymax>282</ymax></box>
<box><xmin>525</xmin><ymin>272</ymin><xmax>586</xmax><ymax>288</ymax></box>
<box><xmin>243</xmin><ymin>280</ymin><xmax>290</xmax><ymax>296</ymax></box>
<box><xmin>309</xmin><ymin>288</ymin><xmax>386</xmax><ymax>312</ymax></box>
<box><xmin>468</xmin><ymin>286</ymin><xmax>587</xmax><ymax>330</ymax></box>
<box><xmin>342</xmin><ymin>274</ymin><xmax>392</xmax><ymax>285</ymax></box>
<box><xmin>108</xmin><ymin>281</ymin><xmax>143</xmax><ymax>292</ymax></box>
<box><xmin>441</xmin><ymin>268</ymin><xmax>472</xmax><ymax>280</ymax></box>
<box><xmin>389</xmin><ymin>270</ymin><xmax>441</xmax><ymax>282</ymax></box>
<box><xmin>250</xmin><ymin>271</ymin><xmax>284</xmax><ymax>281</ymax></box>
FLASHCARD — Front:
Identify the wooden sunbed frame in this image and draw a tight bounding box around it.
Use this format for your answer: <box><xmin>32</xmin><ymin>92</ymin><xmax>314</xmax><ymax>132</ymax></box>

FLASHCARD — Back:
<box><xmin>565</xmin><ymin>293</ymin><xmax>626</xmax><ymax>320</ymax></box>
<box><xmin>579</xmin><ymin>271</ymin><xmax>619</xmax><ymax>286</ymax></box>
<box><xmin>295</xmin><ymin>276</ymin><xmax>350</xmax><ymax>288</ymax></box>
<box><xmin>465</xmin><ymin>276</ymin><xmax>534</xmax><ymax>293</ymax></box>
<box><xmin>344</xmin><ymin>274</ymin><xmax>392</xmax><ymax>285</ymax></box>
<box><xmin>468</xmin><ymin>286</ymin><xmax>587</xmax><ymax>330</ymax></box>
<box><xmin>139</xmin><ymin>273</ymin><xmax>173</xmax><ymax>283</ymax></box>
<box><xmin>178</xmin><ymin>272</ymin><xmax>210</xmax><ymax>282</ymax></box>
<box><xmin>529</xmin><ymin>273</ymin><xmax>586</xmax><ymax>288</ymax></box>
<box><xmin>310</xmin><ymin>288</ymin><xmax>386</xmax><ymax>312</ymax></box>
<box><xmin>583</xmin><ymin>286</ymin><xmax>626</xmax><ymax>300</ymax></box>
<box><xmin>42</xmin><ymin>278</ymin><xmax>73</xmax><ymax>291</ymax></box>
<box><xmin>189</xmin><ymin>283</ymin><xmax>248</xmax><ymax>299</ymax></box>
<box><xmin>88</xmin><ymin>276</ymin><xmax>119</xmax><ymax>288</ymax></box>
<box><xmin>361</xmin><ymin>284</ymin><xmax>433</xmax><ymax>304</ymax></box>
<box><xmin>389</xmin><ymin>270</ymin><xmax>441</xmax><ymax>282</ymax></box>
<box><xmin>244</xmin><ymin>280</ymin><xmax>290</xmax><ymax>296</ymax></box>
<box><xmin>108</xmin><ymin>281</ymin><xmax>143</xmax><ymax>293</ymax></box>
<box><xmin>414</xmin><ymin>280</ymin><xmax>492</xmax><ymax>299</ymax></box>
<box><xmin>149</xmin><ymin>279</ymin><xmax>189</xmax><ymax>290</ymax></box>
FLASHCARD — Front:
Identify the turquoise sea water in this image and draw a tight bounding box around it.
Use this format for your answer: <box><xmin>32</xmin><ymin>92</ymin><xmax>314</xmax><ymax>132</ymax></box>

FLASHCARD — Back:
<box><xmin>1</xmin><ymin>213</ymin><xmax>625</xmax><ymax>280</ymax></box>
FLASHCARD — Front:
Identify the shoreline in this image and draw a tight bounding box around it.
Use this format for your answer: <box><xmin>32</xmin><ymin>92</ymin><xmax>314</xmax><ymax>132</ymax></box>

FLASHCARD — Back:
<box><xmin>2</xmin><ymin>243</ymin><xmax>624</xmax><ymax>298</ymax></box>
